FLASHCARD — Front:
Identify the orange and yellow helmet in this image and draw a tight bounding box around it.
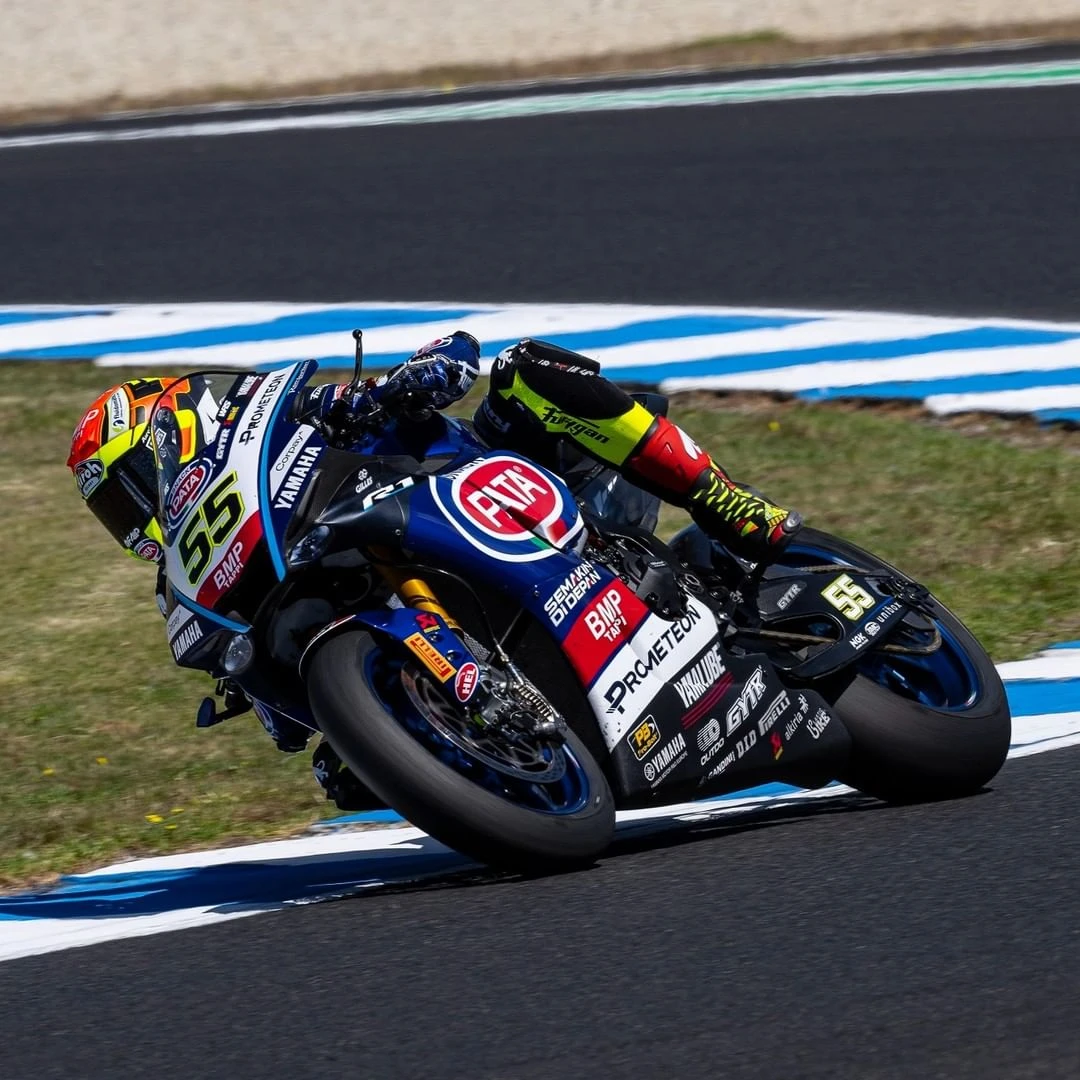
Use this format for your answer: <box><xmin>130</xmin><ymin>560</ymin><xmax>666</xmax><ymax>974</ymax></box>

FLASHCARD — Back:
<box><xmin>66</xmin><ymin>378</ymin><xmax>175</xmax><ymax>562</ymax></box>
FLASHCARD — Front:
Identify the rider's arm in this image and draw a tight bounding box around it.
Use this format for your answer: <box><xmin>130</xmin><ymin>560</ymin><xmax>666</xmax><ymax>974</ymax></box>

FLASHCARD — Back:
<box><xmin>292</xmin><ymin>331</ymin><xmax>481</xmax><ymax>432</ymax></box>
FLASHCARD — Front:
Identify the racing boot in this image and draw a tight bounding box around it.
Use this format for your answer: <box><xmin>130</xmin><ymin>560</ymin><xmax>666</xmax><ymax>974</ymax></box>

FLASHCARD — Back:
<box><xmin>624</xmin><ymin>414</ymin><xmax>802</xmax><ymax>563</ymax></box>
<box><xmin>312</xmin><ymin>741</ymin><xmax>387</xmax><ymax>812</ymax></box>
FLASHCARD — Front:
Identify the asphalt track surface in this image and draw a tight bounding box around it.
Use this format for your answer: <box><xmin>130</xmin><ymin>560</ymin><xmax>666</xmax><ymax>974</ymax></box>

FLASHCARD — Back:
<box><xmin>2</xmin><ymin>750</ymin><xmax>1078</xmax><ymax>1079</ymax></box>
<box><xmin>2</xmin><ymin>69</ymin><xmax>1080</xmax><ymax>320</ymax></box>
<box><xmin>4</xmin><ymin>53</ymin><xmax>1080</xmax><ymax>1079</ymax></box>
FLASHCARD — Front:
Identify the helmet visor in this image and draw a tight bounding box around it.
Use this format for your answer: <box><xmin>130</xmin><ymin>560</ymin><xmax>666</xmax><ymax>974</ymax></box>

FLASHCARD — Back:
<box><xmin>85</xmin><ymin>454</ymin><xmax>158</xmax><ymax>550</ymax></box>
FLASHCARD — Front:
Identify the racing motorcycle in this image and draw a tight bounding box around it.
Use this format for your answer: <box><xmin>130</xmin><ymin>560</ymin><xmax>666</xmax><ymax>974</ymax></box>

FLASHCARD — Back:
<box><xmin>154</xmin><ymin>333</ymin><xmax>1011</xmax><ymax>871</ymax></box>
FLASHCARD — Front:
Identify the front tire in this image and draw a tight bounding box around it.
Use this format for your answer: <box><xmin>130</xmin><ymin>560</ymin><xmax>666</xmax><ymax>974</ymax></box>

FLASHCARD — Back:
<box><xmin>307</xmin><ymin>630</ymin><xmax>615</xmax><ymax>871</ymax></box>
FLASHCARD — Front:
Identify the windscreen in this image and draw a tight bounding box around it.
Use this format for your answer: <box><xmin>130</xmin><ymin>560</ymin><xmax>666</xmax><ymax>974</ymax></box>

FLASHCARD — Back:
<box><xmin>149</xmin><ymin>372</ymin><xmax>238</xmax><ymax>528</ymax></box>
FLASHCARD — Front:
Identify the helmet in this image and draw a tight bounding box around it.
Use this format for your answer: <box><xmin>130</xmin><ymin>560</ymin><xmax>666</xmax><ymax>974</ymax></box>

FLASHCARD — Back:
<box><xmin>66</xmin><ymin>378</ymin><xmax>172</xmax><ymax>563</ymax></box>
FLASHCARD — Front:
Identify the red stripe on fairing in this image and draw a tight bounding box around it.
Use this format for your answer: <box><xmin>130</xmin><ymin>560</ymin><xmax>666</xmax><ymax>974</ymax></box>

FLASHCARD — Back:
<box><xmin>563</xmin><ymin>582</ymin><xmax>651</xmax><ymax>686</ymax></box>
<box><xmin>195</xmin><ymin>514</ymin><xmax>264</xmax><ymax>610</ymax></box>
<box><xmin>681</xmin><ymin>671</ymin><xmax>734</xmax><ymax>729</ymax></box>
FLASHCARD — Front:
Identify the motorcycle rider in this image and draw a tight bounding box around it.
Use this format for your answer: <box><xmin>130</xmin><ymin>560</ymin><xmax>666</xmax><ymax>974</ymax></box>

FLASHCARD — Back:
<box><xmin>66</xmin><ymin>332</ymin><xmax>802</xmax><ymax>808</ymax></box>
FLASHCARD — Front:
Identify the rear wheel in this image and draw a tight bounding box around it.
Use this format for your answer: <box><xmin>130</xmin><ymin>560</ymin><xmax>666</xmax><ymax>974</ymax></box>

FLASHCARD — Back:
<box><xmin>307</xmin><ymin>630</ymin><xmax>615</xmax><ymax>870</ymax></box>
<box><xmin>780</xmin><ymin>529</ymin><xmax>1011</xmax><ymax>800</ymax></box>
<box><xmin>674</xmin><ymin>523</ymin><xmax>1012</xmax><ymax>801</ymax></box>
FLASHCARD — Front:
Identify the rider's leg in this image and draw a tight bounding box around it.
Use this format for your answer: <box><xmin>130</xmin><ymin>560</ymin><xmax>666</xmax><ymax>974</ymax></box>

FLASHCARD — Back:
<box><xmin>474</xmin><ymin>339</ymin><xmax>802</xmax><ymax>562</ymax></box>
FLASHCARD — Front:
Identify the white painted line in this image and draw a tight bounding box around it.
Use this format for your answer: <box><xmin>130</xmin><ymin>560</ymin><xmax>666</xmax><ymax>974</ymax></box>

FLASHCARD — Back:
<box><xmin>3</xmin><ymin>60</ymin><xmax>1080</xmax><ymax>151</ymax></box>
<box><xmin>582</xmin><ymin>316</ymin><xmax>974</xmax><ymax>372</ymax></box>
<box><xmin>925</xmin><ymin>384</ymin><xmax>1080</xmax><ymax>416</ymax></box>
<box><xmin>996</xmin><ymin>650</ymin><xmax>1080</xmax><ymax>681</ymax></box>
<box><xmin>1007</xmin><ymin>710</ymin><xmax>1080</xmax><ymax>758</ymax></box>
<box><xmin>659</xmin><ymin>339</ymin><xmax>1080</xmax><ymax>393</ymax></box>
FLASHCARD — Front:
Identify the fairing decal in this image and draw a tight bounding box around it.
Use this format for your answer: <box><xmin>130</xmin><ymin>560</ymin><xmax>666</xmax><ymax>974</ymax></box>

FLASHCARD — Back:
<box><xmin>586</xmin><ymin>596</ymin><xmax>721</xmax><ymax>747</ymax></box>
<box><xmin>427</xmin><ymin>452</ymin><xmax>584</xmax><ymax>564</ymax></box>
<box><xmin>560</xmin><ymin>580</ymin><xmax>652</xmax><ymax>686</ymax></box>
<box><xmin>257</xmin><ymin>361</ymin><xmax>319</xmax><ymax>580</ymax></box>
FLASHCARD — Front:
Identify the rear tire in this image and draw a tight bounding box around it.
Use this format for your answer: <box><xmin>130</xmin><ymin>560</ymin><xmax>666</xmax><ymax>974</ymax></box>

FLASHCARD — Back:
<box><xmin>793</xmin><ymin>529</ymin><xmax>1011</xmax><ymax>801</ymax></box>
<box><xmin>307</xmin><ymin>630</ymin><xmax>615</xmax><ymax>871</ymax></box>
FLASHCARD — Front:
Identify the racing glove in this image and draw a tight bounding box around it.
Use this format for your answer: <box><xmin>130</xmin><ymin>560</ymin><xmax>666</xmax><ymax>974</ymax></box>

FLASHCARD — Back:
<box><xmin>369</xmin><ymin>331</ymin><xmax>481</xmax><ymax>410</ymax></box>
<box><xmin>292</xmin><ymin>331</ymin><xmax>482</xmax><ymax>433</ymax></box>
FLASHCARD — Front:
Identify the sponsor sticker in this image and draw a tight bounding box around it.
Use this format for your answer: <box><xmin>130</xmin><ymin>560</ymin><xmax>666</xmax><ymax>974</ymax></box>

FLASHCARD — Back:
<box><xmin>756</xmin><ymin>690</ymin><xmax>790</xmax><ymax>737</ymax></box>
<box><xmin>271</xmin><ymin>428</ymin><xmax>312</xmax><ymax>486</ymax></box>
<box><xmin>674</xmin><ymin>645</ymin><xmax>727</xmax><ymax>709</ymax></box>
<box><xmin>272</xmin><ymin>445</ymin><xmax>322</xmax><ymax>511</ymax></box>
<box><xmin>133</xmin><ymin>537</ymin><xmax>162</xmax><ymax>562</ymax></box>
<box><xmin>430</xmin><ymin>454</ymin><xmax>582</xmax><ymax>563</ymax></box>
<box><xmin>538</xmin><ymin>406</ymin><xmax>611</xmax><ymax>445</ymax></box>
<box><xmin>166</xmin><ymin>604</ymin><xmax>194</xmax><ymax>640</ymax></box>
<box><xmin>590</xmin><ymin>598</ymin><xmax>720</xmax><ymax>747</ymax></box>
<box><xmin>166</xmin><ymin>459</ymin><xmax>210</xmax><ymax>527</ymax></box>
<box><xmin>643</xmin><ymin>734</ymin><xmax>687</xmax><ymax>786</ymax></box>
<box><xmin>705</xmin><ymin>747</ymin><xmax>737</xmax><ymax>782</ymax></box>
<box><xmin>583</xmin><ymin>587</ymin><xmax>628</xmax><ymax>643</ymax></box>
<box><xmin>563</xmin><ymin>582</ymin><xmax>650</xmax><ymax>688</ymax></box>
<box><xmin>775</xmin><ymin>582</ymin><xmax>804</xmax><ymax>610</ymax></box>
<box><xmin>807</xmin><ymin>708</ymin><xmax>831</xmax><ymax>740</ymax></box>
<box><xmin>238</xmin><ymin>370</ymin><xmax>287</xmax><ymax>445</ymax></box>
<box><xmin>697</xmin><ymin>715</ymin><xmax>725</xmax><ymax>765</ymax></box>
<box><xmin>600</xmin><ymin>603</ymin><xmax>708</xmax><ymax>717</ymax></box>
<box><xmin>725</xmin><ymin>666</ymin><xmax>766</xmax><ymax>735</ymax></box>
<box><xmin>210</xmin><ymin>539</ymin><xmax>246</xmax><ymax>595</ymax></box>
<box><xmin>354</xmin><ymin>467</ymin><xmax>374</xmax><ymax>495</ymax></box>
<box><xmin>783</xmin><ymin>694</ymin><xmax>812</xmax><ymax>741</ymax></box>
<box><xmin>770</xmin><ymin>731</ymin><xmax>784</xmax><ymax>760</ymax></box>
<box><xmin>415</xmin><ymin>612</ymin><xmax>440</xmax><ymax>634</ymax></box>
<box><xmin>107</xmin><ymin>388</ymin><xmax>130</xmax><ymax>433</ymax></box>
<box><xmin>405</xmin><ymin>632</ymin><xmax>455</xmax><ymax>682</ymax></box>
<box><xmin>74</xmin><ymin>458</ymin><xmax>104</xmax><ymax>497</ymax></box>
<box><xmin>543</xmin><ymin>562</ymin><xmax>601</xmax><ymax>627</ymax></box>
<box><xmin>456</xmin><ymin>458</ymin><xmax>560</xmax><ymax>540</ymax></box>
<box><xmin>626</xmin><ymin>716</ymin><xmax>660</xmax><ymax>761</ymax></box>
<box><xmin>194</xmin><ymin>515</ymin><xmax>262</xmax><ymax>609</ymax></box>
<box><xmin>454</xmin><ymin>661</ymin><xmax>480</xmax><ymax>702</ymax></box>
<box><xmin>170</xmin><ymin>618</ymin><xmax>204</xmax><ymax>661</ymax></box>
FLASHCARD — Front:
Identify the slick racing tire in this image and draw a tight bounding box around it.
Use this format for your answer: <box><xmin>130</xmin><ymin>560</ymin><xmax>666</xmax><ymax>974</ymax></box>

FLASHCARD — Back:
<box><xmin>792</xmin><ymin>529</ymin><xmax>1011</xmax><ymax>802</ymax></box>
<box><xmin>307</xmin><ymin>630</ymin><xmax>615</xmax><ymax>872</ymax></box>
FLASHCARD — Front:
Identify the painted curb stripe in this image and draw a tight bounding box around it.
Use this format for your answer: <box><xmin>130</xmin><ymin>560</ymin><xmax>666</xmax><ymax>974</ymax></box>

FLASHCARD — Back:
<box><xmin>7</xmin><ymin>302</ymin><xmax>1080</xmax><ymax>421</ymax></box>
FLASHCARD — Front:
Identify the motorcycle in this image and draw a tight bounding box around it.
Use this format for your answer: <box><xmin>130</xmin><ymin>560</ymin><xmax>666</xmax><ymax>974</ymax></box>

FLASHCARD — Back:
<box><xmin>152</xmin><ymin>332</ymin><xmax>1011</xmax><ymax>871</ymax></box>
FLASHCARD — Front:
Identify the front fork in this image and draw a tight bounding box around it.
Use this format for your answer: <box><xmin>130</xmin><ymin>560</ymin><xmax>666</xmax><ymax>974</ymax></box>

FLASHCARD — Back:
<box><xmin>367</xmin><ymin>544</ymin><xmax>462</xmax><ymax>631</ymax></box>
<box><xmin>371</xmin><ymin>557</ymin><xmax>563</xmax><ymax>740</ymax></box>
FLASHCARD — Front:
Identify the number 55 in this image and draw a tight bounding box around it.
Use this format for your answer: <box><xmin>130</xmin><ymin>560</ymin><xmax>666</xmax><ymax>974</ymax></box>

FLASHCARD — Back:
<box><xmin>178</xmin><ymin>472</ymin><xmax>245</xmax><ymax>584</ymax></box>
<box><xmin>821</xmin><ymin>573</ymin><xmax>875</xmax><ymax>621</ymax></box>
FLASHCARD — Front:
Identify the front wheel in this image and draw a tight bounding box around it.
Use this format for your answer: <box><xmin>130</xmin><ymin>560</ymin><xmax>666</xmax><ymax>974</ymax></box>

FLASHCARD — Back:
<box><xmin>786</xmin><ymin>529</ymin><xmax>1011</xmax><ymax>801</ymax></box>
<box><xmin>307</xmin><ymin>630</ymin><xmax>615</xmax><ymax>871</ymax></box>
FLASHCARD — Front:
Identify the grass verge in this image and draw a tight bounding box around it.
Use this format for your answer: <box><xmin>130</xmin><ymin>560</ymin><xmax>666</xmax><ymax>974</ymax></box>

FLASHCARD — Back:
<box><xmin>1</xmin><ymin>360</ymin><xmax>1078</xmax><ymax>887</ymax></box>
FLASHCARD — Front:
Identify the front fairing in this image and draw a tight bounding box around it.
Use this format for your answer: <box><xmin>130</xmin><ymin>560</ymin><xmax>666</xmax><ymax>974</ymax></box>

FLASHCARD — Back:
<box><xmin>151</xmin><ymin>362</ymin><xmax>326</xmax><ymax>631</ymax></box>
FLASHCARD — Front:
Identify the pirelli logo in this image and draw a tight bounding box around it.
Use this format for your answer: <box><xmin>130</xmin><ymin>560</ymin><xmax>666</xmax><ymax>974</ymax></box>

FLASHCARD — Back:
<box><xmin>404</xmin><ymin>632</ymin><xmax>455</xmax><ymax>682</ymax></box>
<box><xmin>626</xmin><ymin>715</ymin><xmax>660</xmax><ymax>760</ymax></box>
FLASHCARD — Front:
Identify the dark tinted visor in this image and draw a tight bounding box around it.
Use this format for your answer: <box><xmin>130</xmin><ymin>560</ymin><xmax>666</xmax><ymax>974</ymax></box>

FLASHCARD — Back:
<box><xmin>85</xmin><ymin>459</ymin><xmax>157</xmax><ymax>548</ymax></box>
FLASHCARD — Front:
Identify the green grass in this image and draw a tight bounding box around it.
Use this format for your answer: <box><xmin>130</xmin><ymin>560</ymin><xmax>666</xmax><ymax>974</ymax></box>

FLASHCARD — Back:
<box><xmin>2</xmin><ymin>362</ymin><xmax>1078</xmax><ymax>887</ymax></box>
